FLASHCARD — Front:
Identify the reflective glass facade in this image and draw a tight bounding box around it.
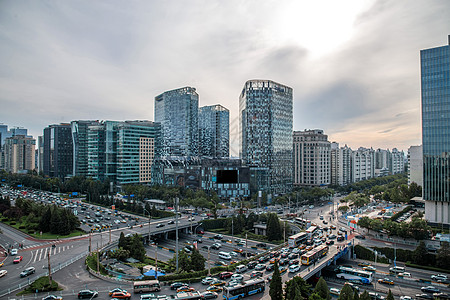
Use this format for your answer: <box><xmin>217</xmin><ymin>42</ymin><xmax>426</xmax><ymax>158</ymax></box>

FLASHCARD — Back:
<box><xmin>239</xmin><ymin>80</ymin><xmax>293</xmax><ymax>195</ymax></box>
<box><xmin>199</xmin><ymin>104</ymin><xmax>229</xmax><ymax>158</ymax></box>
<box><xmin>421</xmin><ymin>39</ymin><xmax>450</xmax><ymax>203</ymax></box>
<box><xmin>43</xmin><ymin>124</ymin><xmax>73</xmax><ymax>179</ymax></box>
<box><xmin>155</xmin><ymin>87</ymin><xmax>199</xmax><ymax>157</ymax></box>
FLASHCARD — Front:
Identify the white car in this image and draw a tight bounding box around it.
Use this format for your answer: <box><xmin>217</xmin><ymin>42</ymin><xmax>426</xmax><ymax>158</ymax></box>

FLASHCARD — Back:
<box><xmin>329</xmin><ymin>288</ymin><xmax>340</xmax><ymax>296</ymax></box>
<box><xmin>0</xmin><ymin>270</ymin><xmax>7</xmax><ymax>278</ymax></box>
<box><xmin>400</xmin><ymin>296</ymin><xmax>413</xmax><ymax>300</ymax></box>
<box><xmin>10</xmin><ymin>249</ymin><xmax>18</xmax><ymax>256</ymax></box>
<box><xmin>230</xmin><ymin>274</ymin><xmax>244</xmax><ymax>282</ymax></box>
<box><xmin>288</xmin><ymin>264</ymin><xmax>300</xmax><ymax>273</ymax></box>
<box><xmin>431</xmin><ymin>274</ymin><xmax>448</xmax><ymax>282</ymax></box>
<box><xmin>202</xmin><ymin>277</ymin><xmax>215</xmax><ymax>285</ymax></box>
<box><xmin>255</xmin><ymin>264</ymin><xmax>265</xmax><ymax>271</ymax></box>
<box><xmin>398</xmin><ymin>272</ymin><xmax>411</xmax><ymax>278</ymax></box>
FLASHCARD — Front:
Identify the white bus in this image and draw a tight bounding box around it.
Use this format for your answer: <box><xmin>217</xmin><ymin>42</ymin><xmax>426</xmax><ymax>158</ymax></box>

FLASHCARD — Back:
<box><xmin>335</xmin><ymin>267</ymin><xmax>373</xmax><ymax>284</ymax></box>
<box><xmin>223</xmin><ymin>279</ymin><xmax>265</xmax><ymax>300</ymax></box>
<box><xmin>305</xmin><ymin>226</ymin><xmax>318</xmax><ymax>238</ymax></box>
<box><xmin>133</xmin><ymin>280</ymin><xmax>161</xmax><ymax>293</ymax></box>
<box><xmin>295</xmin><ymin>218</ymin><xmax>311</xmax><ymax>228</ymax></box>
<box><xmin>288</xmin><ymin>232</ymin><xmax>308</xmax><ymax>248</ymax></box>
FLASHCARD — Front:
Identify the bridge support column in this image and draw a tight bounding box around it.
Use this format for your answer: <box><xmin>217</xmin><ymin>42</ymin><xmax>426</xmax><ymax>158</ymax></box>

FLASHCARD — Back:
<box><xmin>346</xmin><ymin>248</ymin><xmax>351</xmax><ymax>260</ymax></box>
<box><xmin>164</xmin><ymin>232</ymin><xmax>168</xmax><ymax>240</ymax></box>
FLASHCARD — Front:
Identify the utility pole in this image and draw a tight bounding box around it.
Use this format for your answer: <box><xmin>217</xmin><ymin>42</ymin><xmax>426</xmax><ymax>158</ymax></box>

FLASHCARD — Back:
<box><xmin>47</xmin><ymin>250</ymin><xmax>52</xmax><ymax>286</ymax></box>
<box><xmin>155</xmin><ymin>243</ymin><xmax>158</xmax><ymax>271</ymax></box>
<box><xmin>89</xmin><ymin>232</ymin><xmax>92</xmax><ymax>253</ymax></box>
<box><xmin>208</xmin><ymin>246</ymin><xmax>211</xmax><ymax>276</ymax></box>
<box><xmin>175</xmin><ymin>197</ymin><xmax>179</xmax><ymax>272</ymax></box>
<box><xmin>232</xmin><ymin>217</ymin><xmax>234</xmax><ymax>245</ymax></box>
<box><xmin>109</xmin><ymin>227</ymin><xmax>111</xmax><ymax>244</ymax></box>
<box><xmin>245</xmin><ymin>232</ymin><xmax>248</xmax><ymax>260</ymax></box>
<box><xmin>97</xmin><ymin>242</ymin><xmax>99</xmax><ymax>274</ymax></box>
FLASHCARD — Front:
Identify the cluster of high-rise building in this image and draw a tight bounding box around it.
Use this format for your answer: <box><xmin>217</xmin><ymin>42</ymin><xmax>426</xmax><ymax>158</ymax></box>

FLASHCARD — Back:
<box><xmin>2</xmin><ymin>35</ymin><xmax>449</xmax><ymax>225</ymax></box>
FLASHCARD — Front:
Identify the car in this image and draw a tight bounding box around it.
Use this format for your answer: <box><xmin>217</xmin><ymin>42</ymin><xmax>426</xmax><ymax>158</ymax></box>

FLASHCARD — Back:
<box><xmin>363</xmin><ymin>266</ymin><xmax>376</xmax><ymax>272</ymax></box>
<box><xmin>156</xmin><ymin>223</ymin><xmax>165</xmax><ymax>228</ymax></box>
<box><xmin>400</xmin><ymin>296</ymin><xmax>413</xmax><ymax>300</ymax></box>
<box><xmin>323</xmin><ymin>220</ymin><xmax>328</xmax><ymax>224</ymax></box>
<box><xmin>202</xmin><ymin>277</ymin><xmax>215</xmax><ymax>285</ymax></box>
<box><xmin>255</xmin><ymin>263</ymin><xmax>265</xmax><ymax>271</ymax></box>
<box><xmin>109</xmin><ymin>288</ymin><xmax>128</xmax><ymax>296</ymax></box>
<box><xmin>168</xmin><ymin>220</ymin><xmax>175</xmax><ymax>224</ymax></box>
<box><xmin>330</xmin><ymin>288</ymin><xmax>340</xmax><ymax>296</ymax></box>
<box><xmin>230</xmin><ymin>274</ymin><xmax>244</xmax><ymax>282</ymax></box>
<box><xmin>431</xmin><ymin>274</ymin><xmax>448</xmax><ymax>282</ymax></box>
<box><xmin>111</xmin><ymin>291</ymin><xmax>131</xmax><ymax>299</ymax></box>
<box><xmin>329</xmin><ymin>234</ymin><xmax>336</xmax><ymax>239</ymax></box>
<box><xmin>250</xmin><ymin>271</ymin><xmax>263</xmax><ymax>278</ymax></box>
<box><xmin>288</xmin><ymin>253</ymin><xmax>298</xmax><ymax>260</ymax></box>
<box><xmin>20</xmin><ymin>267</ymin><xmax>36</xmax><ymax>278</ymax></box>
<box><xmin>266</xmin><ymin>264</ymin><xmax>274</xmax><ymax>272</ymax></box>
<box><xmin>355</xmin><ymin>235</ymin><xmax>366</xmax><ymax>240</ymax></box>
<box><xmin>201</xmin><ymin>291</ymin><xmax>218</xmax><ymax>299</ymax></box>
<box><xmin>256</xmin><ymin>243</ymin><xmax>267</xmax><ymax>248</ymax></box>
<box><xmin>177</xmin><ymin>286</ymin><xmax>195</xmax><ymax>293</ymax></box>
<box><xmin>195</xmin><ymin>238</ymin><xmax>203</xmax><ymax>243</ymax></box>
<box><xmin>214</xmin><ymin>234</ymin><xmax>223</xmax><ymax>240</ymax></box>
<box><xmin>330</xmin><ymin>225</ymin><xmax>336</xmax><ymax>229</ymax></box>
<box><xmin>78</xmin><ymin>290</ymin><xmax>99</xmax><ymax>299</ymax></box>
<box><xmin>13</xmin><ymin>256</ymin><xmax>23</xmax><ymax>264</ymax></box>
<box><xmin>247</xmin><ymin>261</ymin><xmax>257</xmax><ymax>269</ymax></box>
<box><xmin>378</xmin><ymin>278</ymin><xmax>394</xmax><ymax>285</ymax></box>
<box><xmin>398</xmin><ymin>272</ymin><xmax>411</xmax><ymax>278</ymax></box>
<box><xmin>210</xmin><ymin>243</ymin><xmax>221</xmax><ymax>250</ymax></box>
<box><xmin>288</xmin><ymin>264</ymin><xmax>300</xmax><ymax>273</ymax></box>
<box><xmin>337</xmin><ymin>236</ymin><xmax>344</xmax><ymax>241</ymax></box>
<box><xmin>0</xmin><ymin>270</ymin><xmax>7</xmax><ymax>278</ymax></box>
<box><xmin>326</xmin><ymin>240</ymin><xmax>334</xmax><ymax>245</ymax></box>
<box><xmin>368</xmin><ymin>292</ymin><xmax>385</xmax><ymax>300</ymax></box>
<box><xmin>10</xmin><ymin>248</ymin><xmax>18</xmax><ymax>255</ymax></box>
<box><xmin>42</xmin><ymin>296</ymin><xmax>62</xmax><ymax>300</ymax></box>
<box><xmin>219</xmin><ymin>272</ymin><xmax>233</xmax><ymax>279</ymax></box>
<box><xmin>432</xmin><ymin>293</ymin><xmax>450</xmax><ymax>299</ymax></box>
<box><xmin>210</xmin><ymin>279</ymin><xmax>226</xmax><ymax>286</ymax></box>
<box><xmin>206</xmin><ymin>286</ymin><xmax>223</xmax><ymax>293</ymax></box>
<box><xmin>344</xmin><ymin>282</ymin><xmax>360</xmax><ymax>293</ymax></box>
<box><xmin>415</xmin><ymin>294</ymin><xmax>433</xmax><ymax>299</ymax></box>
<box><xmin>358</xmin><ymin>261</ymin><xmax>371</xmax><ymax>267</ymax></box>
<box><xmin>279</xmin><ymin>258</ymin><xmax>289</xmax><ymax>266</ymax></box>
<box><xmin>170</xmin><ymin>282</ymin><xmax>188</xmax><ymax>290</ymax></box>
<box><xmin>0</xmin><ymin>262</ymin><xmax>3</xmax><ymax>267</ymax></box>
<box><xmin>289</xmin><ymin>259</ymin><xmax>299</xmax><ymax>266</ymax></box>
<box><xmin>421</xmin><ymin>286</ymin><xmax>440</xmax><ymax>294</ymax></box>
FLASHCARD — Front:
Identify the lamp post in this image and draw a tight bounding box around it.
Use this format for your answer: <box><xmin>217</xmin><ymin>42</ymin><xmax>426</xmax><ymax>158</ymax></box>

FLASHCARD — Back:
<box><xmin>143</xmin><ymin>208</ymin><xmax>152</xmax><ymax>245</ymax></box>
<box><xmin>175</xmin><ymin>197</ymin><xmax>179</xmax><ymax>272</ymax></box>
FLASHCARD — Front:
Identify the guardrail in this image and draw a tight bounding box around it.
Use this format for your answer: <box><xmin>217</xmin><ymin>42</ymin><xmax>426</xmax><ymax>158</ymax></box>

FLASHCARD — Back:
<box><xmin>0</xmin><ymin>251</ymin><xmax>88</xmax><ymax>298</ymax></box>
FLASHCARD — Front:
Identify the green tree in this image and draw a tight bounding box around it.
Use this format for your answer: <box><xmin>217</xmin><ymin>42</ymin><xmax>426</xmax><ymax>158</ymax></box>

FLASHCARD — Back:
<box><xmin>178</xmin><ymin>250</ymin><xmax>191</xmax><ymax>273</ymax></box>
<box><xmin>436</xmin><ymin>241</ymin><xmax>450</xmax><ymax>270</ymax></box>
<box><xmin>359</xmin><ymin>291</ymin><xmax>370</xmax><ymax>300</ymax></box>
<box><xmin>412</xmin><ymin>241</ymin><xmax>427</xmax><ymax>264</ymax></box>
<box><xmin>314</xmin><ymin>277</ymin><xmax>330</xmax><ymax>300</ymax></box>
<box><xmin>353</xmin><ymin>290</ymin><xmax>360</xmax><ymax>300</ymax></box>
<box><xmin>386</xmin><ymin>290</ymin><xmax>394</xmax><ymax>300</ymax></box>
<box><xmin>309</xmin><ymin>293</ymin><xmax>324</xmax><ymax>300</ymax></box>
<box><xmin>269</xmin><ymin>260</ymin><xmax>283</xmax><ymax>300</ymax></box>
<box><xmin>267</xmin><ymin>213</ymin><xmax>282</xmax><ymax>241</ymax></box>
<box><xmin>129</xmin><ymin>234</ymin><xmax>146</xmax><ymax>261</ymax></box>
<box><xmin>284</xmin><ymin>276</ymin><xmax>311</xmax><ymax>300</ymax></box>
<box><xmin>190</xmin><ymin>248</ymin><xmax>206</xmax><ymax>271</ymax></box>
<box><xmin>338</xmin><ymin>284</ymin><xmax>353</xmax><ymax>300</ymax></box>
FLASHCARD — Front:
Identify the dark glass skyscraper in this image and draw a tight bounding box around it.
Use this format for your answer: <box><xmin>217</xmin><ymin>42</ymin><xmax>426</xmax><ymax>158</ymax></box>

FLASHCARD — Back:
<box><xmin>199</xmin><ymin>104</ymin><xmax>229</xmax><ymax>158</ymax></box>
<box><xmin>43</xmin><ymin>123</ymin><xmax>73</xmax><ymax>179</ymax></box>
<box><xmin>421</xmin><ymin>36</ymin><xmax>450</xmax><ymax>225</ymax></box>
<box><xmin>239</xmin><ymin>80</ymin><xmax>293</xmax><ymax>195</ymax></box>
<box><xmin>155</xmin><ymin>87</ymin><xmax>199</xmax><ymax>157</ymax></box>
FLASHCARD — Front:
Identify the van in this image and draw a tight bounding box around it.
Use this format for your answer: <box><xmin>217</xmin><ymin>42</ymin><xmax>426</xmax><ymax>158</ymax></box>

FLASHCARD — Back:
<box><xmin>389</xmin><ymin>266</ymin><xmax>405</xmax><ymax>274</ymax></box>
<box><xmin>218</xmin><ymin>251</ymin><xmax>232</xmax><ymax>260</ymax></box>
<box><xmin>236</xmin><ymin>265</ymin><xmax>248</xmax><ymax>273</ymax></box>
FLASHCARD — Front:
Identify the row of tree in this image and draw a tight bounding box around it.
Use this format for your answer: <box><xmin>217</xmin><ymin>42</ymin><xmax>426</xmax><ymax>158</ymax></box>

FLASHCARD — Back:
<box><xmin>358</xmin><ymin>215</ymin><xmax>431</xmax><ymax>240</ymax></box>
<box><xmin>168</xmin><ymin>248</ymin><xmax>206</xmax><ymax>273</ymax></box>
<box><xmin>117</xmin><ymin>233</ymin><xmax>147</xmax><ymax>261</ymax></box>
<box><xmin>269</xmin><ymin>260</ymin><xmax>395</xmax><ymax>300</ymax></box>
<box><xmin>1</xmin><ymin>197</ymin><xmax>80</xmax><ymax>235</ymax></box>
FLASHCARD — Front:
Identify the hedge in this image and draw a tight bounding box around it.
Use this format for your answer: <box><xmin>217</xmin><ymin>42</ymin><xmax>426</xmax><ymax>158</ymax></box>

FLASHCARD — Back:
<box><xmin>17</xmin><ymin>276</ymin><xmax>60</xmax><ymax>295</ymax></box>
<box><xmin>391</xmin><ymin>205</ymin><xmax>413</xmax><ymax>222</ymax></box>
<box><xmin>201</xmin><ymin>218</ymin><xmax>228</xmax><ymax>230</ymax></box>
<box><xmin>354</xmin><ymin>245</ymin><xmax>390</xmax><ymax>264</ymax></box>
<box><xmin>373</xmin><ymin>247</ymin><xmax>436</xmax><ymax>266</ymax></box>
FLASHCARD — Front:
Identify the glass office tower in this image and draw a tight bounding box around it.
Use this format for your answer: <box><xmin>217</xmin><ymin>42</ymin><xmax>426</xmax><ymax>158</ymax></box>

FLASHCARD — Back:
<box><xmin>43</xmin><ymin>123</ymin><xmax>73</xmax><ymax>179</ymax></box>
<box><xmin>199</xmin><ymin>104</ymin><xmax>229</xmax><ymax>158</ymax></box>
<box><xmin>155</xmin><ymin>87</ymin><xmax>199</xmax><ymax>157</ymax></box>
<box><xmin>239</xmin><ymin>80</ymin><xmax>293</xmax><ymax>195</ymax></box>
<box><xmin>421</xmin><ymin>36</ymin><xmax>450</xmax><ymax>225</ymax></box>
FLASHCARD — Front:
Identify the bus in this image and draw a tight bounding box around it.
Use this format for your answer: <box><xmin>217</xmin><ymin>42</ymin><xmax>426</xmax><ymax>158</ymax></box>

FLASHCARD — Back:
<box><xmin>295</xmin><ymin>218</ymin><xmax>311</xmax><ymax>228</ymax></box>
<box><xmin>222</xmin><ymin>279</ymin><xmax>265</xmax><ymax>300</ymax></box>
<box><xmin>170</xmin><ymin>292</ymin><xmax>203</xmax><ymax>300</ymax></box>
<box><xmin>301</xmin><ymin>244</ymin><xmax>329</xmax><ymax>265</ymax></box>
<box><xmin>288</xmin><ymin>232</ymin><xmax>308</xmax><ymax>248</ymax></box>
<box><xmin>305</xmin><ymin>226</ymin><xmax>318</xmax><ymax>238</ymax></box>
<box><xmin>335</xmin><ymin>267</ymin><xmax>373</xmax><ymax>284</ymax></box>
<box><xmin>133</xmin><ymin>280</ymin><xmax>161</xmax><ymax>293</ymax></box>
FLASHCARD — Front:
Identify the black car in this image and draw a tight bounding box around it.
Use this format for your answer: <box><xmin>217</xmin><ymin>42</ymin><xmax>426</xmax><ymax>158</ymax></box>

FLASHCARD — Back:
<box><xmin>326</xmin><ymin>240</ymin><xmax>334</xmax><ymax>245</ymax></box>
<box><xmin>170</xmin><ymin>282</ymin><xmax>188</xmax><ymax>290</ymax></box>
<box><xmin>266</xmin><ymin>264</ymin><xmax>274</xmax><ymax>272</ymax></box>
<box><xmin>337</xmin><ymin>236</ymin><xmax>344</xmax><ymax>242</ymax></box>
<box><xmin>156</xmin><ymin>223</ymin><xmax>165</xmax><ymax>228</ymax></box>
<box><xmin>421</xmin><ymin>286</ymin><xmax>440</xmax><ymax>294</ymax></box>
<box><xmin>247</xmin><ymin>261</ymin><xmax>257</xmax><ymax>269</ymax></box>
<box><xmin>78</xmin><ymin>290</ymin><xmax>98</xmax><ymax>299</ymax></box>
<box><xmin>355</xmin><ymin>235</ymin><xmax>366</xmax><ymax>240</ymax></box>
<box><xmin>168</xmin><ymin>220</ymin><xmax>175</xmax><ymax>224</ymax></box>
<box><xmin>256</xmin><ymin>243</ymin><xmax>267</xmax><ymax>248</ymax></box>
<box><xmin>279</xmin><ymin>258</ymin><xmax>289</xmax><ymax>266</ymax></box>
<box><xmin>288</xmin><ymin>253</ymin><xmax>298</xmax><ymax>259</ymax></box>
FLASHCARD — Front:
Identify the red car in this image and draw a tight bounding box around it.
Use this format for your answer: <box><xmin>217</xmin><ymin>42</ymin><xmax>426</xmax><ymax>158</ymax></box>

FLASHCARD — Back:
<box><xmin>111</xmin><ymin>291</ymin><xmax>131</xmax><ymax>299</ymax></box>
<box><xmin>219</xmin><ymin>271</ymin><xmax>233</xmax><ymax>279</ymax></box>
<box><xmin>13</xmin><ymin>256</ymin><xmax>23</xmax><ymax>264</ymax></box>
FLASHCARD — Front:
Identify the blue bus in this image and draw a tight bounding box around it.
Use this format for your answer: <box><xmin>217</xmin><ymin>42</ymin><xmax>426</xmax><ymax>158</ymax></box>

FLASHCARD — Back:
<box><xmin>222</xmin><ymin>279</ymin><xmax>265</xmax><ymax>299</ymax></box>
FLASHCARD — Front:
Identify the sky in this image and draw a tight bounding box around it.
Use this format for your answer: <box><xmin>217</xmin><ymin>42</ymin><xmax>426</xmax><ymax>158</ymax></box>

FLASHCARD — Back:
<box><xmin>0</xmin><ymin>0</ymin><xmax>449</xmax><ymax>156</ymax></box>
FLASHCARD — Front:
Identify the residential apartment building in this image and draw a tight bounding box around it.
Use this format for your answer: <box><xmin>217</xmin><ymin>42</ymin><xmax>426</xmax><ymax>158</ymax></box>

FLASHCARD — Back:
<box><xmin>239</xmin><ymin>79</ymin><xmax>293</xmax><ymax>195</ymax></box>
<box><xmin>4</xmin><ymin>135</ymin><xmax>36</xmax><ymax>173</ymax></box>
<box><xmin>330</xmin><ymin>142</ymin><xmax>352</xmax><ymax>186</ymax></box>
<box><xmin>351</xmin><ymin>147</ymin><xmax>375</xmax><ymax>182</ymax></box>
<box><xmin>421</xmin><ymin>36</ymin><xmax>450</xmax><ymax>225</ymax></box>
<box><xmin>199</xmin><ymin>104</ymin><xmax>229</xmax><ymax>158</ymax></box>
<box><xmin>155</xmin><ymin>87</ymin><xmax>199</xmax><ymax>157</ymax></box>
<box><xmin>390</xmin><ymin>148</ymin><xmax>405</xmax><ymax>175</ymax></box>
<box><xmin>293</xmin><ymin>129</ymin><xmax>330</xmax><ymax>186</ymax></box>
<box><xmin>43</xmin><ymin>123</ymin><xmax>73</xmax><ymax>179</ymax></box>
<box><xmin>408</xmin><ymin>145</ymin><xmax>423</xmax><ymax>187</ymax></box>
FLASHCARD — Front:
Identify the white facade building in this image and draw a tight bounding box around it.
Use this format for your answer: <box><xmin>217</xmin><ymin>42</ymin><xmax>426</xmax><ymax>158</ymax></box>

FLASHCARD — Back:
<box><xmin>351</xmin><ymin>147</ymin><xmax>375</xmax><ymax>182</ymax></box>
<box><xmin>408</xmin><ymin>145</ymin><xmax>423</xmax><ymax>187</ymax></box>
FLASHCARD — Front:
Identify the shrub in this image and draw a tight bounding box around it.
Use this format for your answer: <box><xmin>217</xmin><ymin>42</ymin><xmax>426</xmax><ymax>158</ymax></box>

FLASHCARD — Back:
<box><xmin>17</xmin><ymin>276</ymin><xmax>60</xmax><ymax>295</ymax></box>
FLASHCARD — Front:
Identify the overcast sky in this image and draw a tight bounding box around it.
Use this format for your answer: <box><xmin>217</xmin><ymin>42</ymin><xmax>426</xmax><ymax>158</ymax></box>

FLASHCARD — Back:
<box><xmin>1</xmin><ymin>0</ymin><xmax>449</xmax><ymax>155</ymax></box>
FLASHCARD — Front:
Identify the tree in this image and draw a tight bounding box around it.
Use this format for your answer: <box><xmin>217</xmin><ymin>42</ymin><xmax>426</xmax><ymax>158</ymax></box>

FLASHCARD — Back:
<box><xmin>436</xmin><ymin>241</ymin><xmax>450</xmax><ymax>270</ymax></box>
<box><xmin>129</xmin><ymin>234</ymin><xmax>146</xmax><ymax>261</ymax></box>
<box><xmin>359</xmin><ymin>291</ymin><xmax>370</xmax><ymax>300</ymax></box>
<box><xmin>314</xmin><ymin>277</ymin><xmax>330</xmax><ymax>300</ymax></box>
<box><xmin>267</xmin><ymin>213</ymin><xmax>282</xmax><ymax>241</ymax></box>
<box><xmin>190</xmin><ymin>248</ymin><xmax>206</xmax><ymax>271</ymax></box>
<box><xmin>309</xmin><ymin>293</ymin><xmax>324</xmax><ymax>300</ymax></box>
<box><xmin>285</xmin><ymin>276</ymin><xmax>311</xmax><ymax>300</ymax></box>
<box><xmin>353</xmin><ymin>290</ymin><xmax>360</xmax><ymax>300</ymax></box>
<box><xmin>338</xmin><ymin>284</ymin><xmax>353</xmax><ymax>300</ymax></box>
<box><xmin>386</xmin><ymin>290</ymin><xmax>394</xmax><ymax>300</ymax></box>
<box><xmin>269</xmin><ymin>260</ymin><xmax>283</xmax><ymax>300</ymax></box>
<box><xmin>412</xmin><ymin>241</ymin><xmax>427</xmax><ymax>264</ymax></box>
<box><xmin>178</xmin><ymin>250</ymin><xmax>191</xmax><ymax>273</ymax></box>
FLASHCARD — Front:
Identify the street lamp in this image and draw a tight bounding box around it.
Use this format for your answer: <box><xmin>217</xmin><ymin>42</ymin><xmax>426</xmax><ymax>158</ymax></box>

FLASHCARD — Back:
<box><xmin>143</xmin><ymin>208</ymin><xmax>152</xmax><ymax>244</ymax></box>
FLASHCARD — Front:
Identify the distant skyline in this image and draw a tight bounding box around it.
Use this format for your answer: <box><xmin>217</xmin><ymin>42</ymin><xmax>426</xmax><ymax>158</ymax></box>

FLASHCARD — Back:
<box><xmin>1</xmin><ymin>1</ymin><xmax>449</xmax><ymax>155</ymax></box>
